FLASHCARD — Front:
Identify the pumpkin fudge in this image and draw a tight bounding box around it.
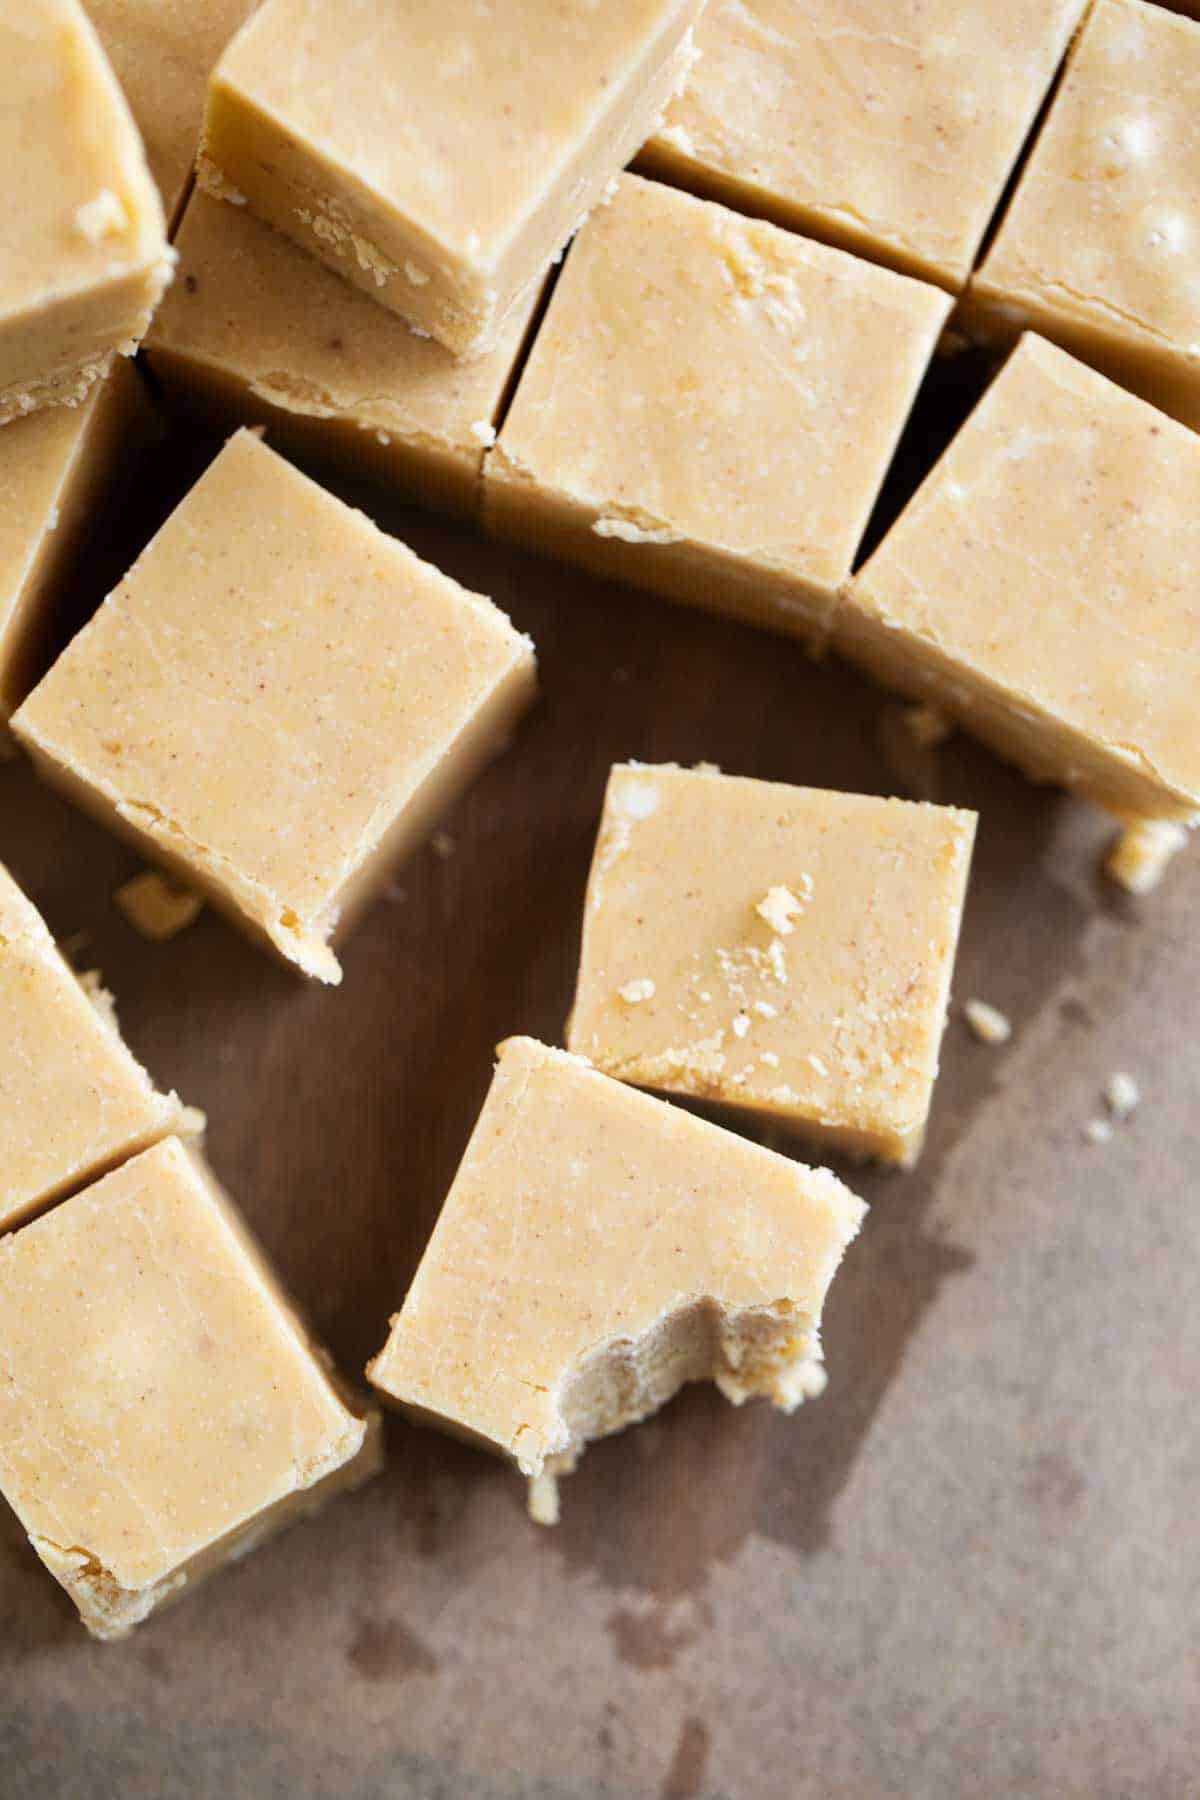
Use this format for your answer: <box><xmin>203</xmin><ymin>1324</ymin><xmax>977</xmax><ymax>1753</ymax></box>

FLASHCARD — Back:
<box><xmin>965</xmin><ymin>0</ymin><xmax>1200</xmax><ymax>431</ymax></box>
<box><xmin>88</xmin><ymin>0</ymin><xmax>259</xmax><ymax>229</ymax></box>
<box><xmin>485</xmin><ymin>175</ymin><xmax>950</xmax><ymax>646</ymax></box>
<box><xmin>0</xmin><ymin>1137</ymin><xmax>382</xmax><ymax>1640</ymax></box>
<box><xmin>12</xmin><ymin>431</ymin><xmax>537</xmax><ymax>983</ymax></box>
<box><xmin>0</xmin><ymin>863</ymin><xmax>193</xmax><ymax>1236</ymax></box>
<box><xmin>0</xmin><ymin>359</ymin><xmax>151</xmax><ymax>733</ymax></box>
<box><xmin>199</xmin><ymin>0</ymin><xmax>702</xmax><ymax>357</ymax></box>
<box><xmin>0</xmin><ymin>0</ymin><xmax>173</xmax><ymax>423</ymax></box>
<box><xmin>368</xmin><ymin>1037</ymin><xmax>865</xmax><ymax>1512</ymax></box>
<box><xmin>144</xmin><ymin>193</ymin><xmax>542</xmax><ymax>517</ymax></box>
<box><xmin>642</xmin><ymin>0</ymin><xmax>1087</xmax><ymax>292</ymax></box>
<box><xmin>837</xmin><ymin>334</ymin><xmax>1200</xmax><ymax>823</ymax></box>
<box><xmin>566</xmin><ymin>766</ymin><xmax>976</xmax><ymax>1167</ymax></box>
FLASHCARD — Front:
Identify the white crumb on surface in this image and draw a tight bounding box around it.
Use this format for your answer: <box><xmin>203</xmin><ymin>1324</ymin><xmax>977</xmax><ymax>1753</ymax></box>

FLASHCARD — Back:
<box><xmin>375</xmin><ymin>430</ymin><xmax>391</xmax><ymax>445</ymax></box>
<box><xmin>618</xmin><ymin>978</ymin><xmax>656</xmax><ymax>1005</ymax></box>
<box><xmin>755</xmin><ymin>886</ymin><xmax>805</xmax><ymax>936</ymax></box>
<box><xmin>527</xmin><ymin>1472</ymin><xmax>559</xmax><ymax>1527</ymax></box>
<box><xmin>1105</xmin><ymin>819</ymin><xmax>1189</xmax><ymax>894</ymax></box>
<box><xmin>753</xmin><ymin>1000</ymin><xmax>778</xmax><ymax>1018</ymax></box>
<box><xmin>807</xmin><ymin>1053</ymin><xmax>829</xmax><ymax>1077</ymax></box>
<box><xmin>469</xmin><ymin>419</ymin><xmax>497</xmax><ymax>447</ymax></box>
<box><xmin>759</xmin><ymin>1050</ymin><xmax>780</xmax><ymax>1068</ymax></box>
<box><xmin>732</xmin><ymin>1014</ymin><xmax>750</xmax><ymax>1039</ymax></box>
<box><xmin>1105</xmin><ymin>1071</ymin><xmax>1141</xmax><ymax>1121</ymax></box>
<box><xmin>76</xmin><ymin>189</ymin><xmax>127</xmax><ymax>243</ymax></box>
<box><xmin>1084</xmin><ymin>1118</ymin><xmax>1114</xmax><ymax>1146</ymax></box>
<box><xmin>964</xmin><ymin>999</ymin><xmax>1012</xmax><ymax>1045</ymax></box>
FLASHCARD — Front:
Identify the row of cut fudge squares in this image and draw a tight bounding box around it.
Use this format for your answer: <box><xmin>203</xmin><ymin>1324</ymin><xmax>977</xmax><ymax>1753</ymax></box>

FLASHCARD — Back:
<box><xmin>0</xmin><ymin>863</ymin><xmax>382</xmax><ymax>1637</ymax></box>
<box><xmin>1</xmin><ymin>0</ymin><xmax>704</xmax><ymax>415</ymax></box>
<box><xmin>0</xmin><ymin>860</ymin><xmax>871</xmax><ymax>1632</ymax></box>
<box><xmin>136</xmin><ymin>169</ymin><xmax>1200</xmax><ymax>843</ymax></box>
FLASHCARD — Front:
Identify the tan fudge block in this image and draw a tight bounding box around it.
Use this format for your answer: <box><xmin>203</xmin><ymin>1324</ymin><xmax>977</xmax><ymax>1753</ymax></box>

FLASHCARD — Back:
<box><xmin>144</xmin><ymin>193</ymin><xmax>542</xmax><ymax>518</ymax></box>
<box><xmin>199</xmin><ymin>0</ymin><xmax>701</xmax><ymax>357</ymax></box>
<box><xmin>0</xmin><ymin>1137</ymin><xmax>381</xmax><ymax>1640</ymax></box>
<box><xmin>567</xmin><ymin>766</ymin><xmax>976</xmax><ymax>1167</ymax></box>
<box><xmin>642</xmin><ymin>0</ymin><xmax>1088</xmax><ymax>291</ymax></box>
<box><xmin>0</xmin><ymin>0</ymin><xmax>172</xmax><ymax>423</ymax></box>
<box><xmin>0</xmin><ymin>359</ymin><xmax>151</xmax><ymax>730</ymax></box>
<box><xmin>0</xmin><ymin>863</ymin><xmax>192</xmax><ymax>1235</ymax></box>
<box><xmin>12</xmin><ymin>431</ymin><xmax>537</xmax><ymax>983</ymax></box>
<box><xmin>966</xmin><ymin>0</ymin><xmax>1200</xmax><ymax>431</ymax></box>
<box><xmin>368</xmin><ymin>1036</ymin><xmax>865</xmax><ymax>1504</ymax></box>
<box><xmin>88</xmin><ymin>0</ymin><xmax>259</xmax><ymax>230</ymax></box>
<box><xmin>485</xmin><ymin>175</ymin><xmax>949</xmax><ymax>645</ymax></box>
<box><xmin>838</xmin><ymin>334</ymin><xmax>1200</xmax><ymax>823</ymax></box>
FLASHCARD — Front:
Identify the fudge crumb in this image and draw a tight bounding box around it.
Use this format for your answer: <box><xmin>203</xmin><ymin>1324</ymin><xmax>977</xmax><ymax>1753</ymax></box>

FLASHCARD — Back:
<box><xmin>76</xmin><ymin>189</ymin><xmax>127</xmax><ymax>243</ymax></box>
<box><xmin>1083</xmin><ymin>1118</ymin><xmax>1114</xmax><ymax>1146</ymax></box>
<box><xmin>755</xmin><ymin>886</ymin><xmax>804</xmax><ymax>936</ymax></box>
<box><xmin>732</xmin><ymin>1014</ymin><xmax>750</xmax><ymax>1039</ymax></box>
<box><xmin>593</xmin><ymin>516</ymin><xmax>677</xmax><ymax>545</ymax></box>
<box><xmin>693</xmin><ymin>760</ymin><xmax>721</xmax><ymax>774</ymax></box>
<box><xmin>432</xmin><ymin>831</ymin><xmax>456</xmax><ymax>859</ymax></box>
<box><xmin>760</xmin><ymin>1050</ymin><xmax>780</xmax><ymax>1068</ymax></box>
<box><xmin>114</xmin><ymin>871</ymin><xmax>203</xmax><ymax>942</ymax></box>
<box><xmin>618</xmin><ymin>978</ymin><xmax>656</xmax><ymax>1005</ymax></box>
<box><xmin>904</xmin><ymin>702</ymin><xmax>953</xmax><ymax>748</ymax></box>
<box><xmin>753</xmin><ymin>1000</ymin><xmax>778</xmax><ymax>1018</ymax></box>
<box><xmin>1105</xmin><ymin>1071</ymin><xmax>1140</xmax><ymax>1121</ymax></box>
<box><xmin>469</xmin><ymin>419</ymin><xmax>497</xmax><ymax>447</ymax></box>
<box><xmin>1105</xmin><ymin>819</ymin><xmax>1189</xmax><ymax>895</ymax></box>
<box><xmin>964</xmin><ymin>999</ymin><xmax>1012</xmax><ymax>1045</ymax></box>
<box><xmin>527</xmin><ymin>1472</ymin><xmax>559</xmax><ymax>1527</ymax></box>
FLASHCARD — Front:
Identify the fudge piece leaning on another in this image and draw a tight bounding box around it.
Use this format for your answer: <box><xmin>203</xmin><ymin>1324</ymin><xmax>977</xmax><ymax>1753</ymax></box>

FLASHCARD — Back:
<box><xmin>641</xmin><ymin>0</ymin><xmax>1088</xmax><ymax>292</ymax></box>
<box><xmin>368</xmin><ymin>1037</ymin><xmax>866</xmax><ymax>1525</ymax></box>
<box><xmin>199</xmin><ymin>0</ymin><xmax>703</xmax><ymax>356</ymax></box>
<box><xmin>836</xmin><ymin>334</ymin><xmax>1200</xmax><ymax>831</ymax></box>
<box><xmin>0</xmin><ymin>0</ymin><xmax>173</xmax><ymax>423</ymax></box>
<box><xmin>566</xmin><ymin>764</ymin><xmax>977</xmax><ymax>1168</ymax></box>
<box><xmin>0</xmin><ymin>861</ymin><xmax>198</xmax><ymax>1237</ymax></box>
<box><xmin>11</xmin><ymin>429</ymin><xmax>537</xmax><ymax>984</ymax></box>
<box><xmin>484</xmin><ymin>174</ymin><xmax>950</xmax><ymax>648</ymax></box>
<box><xmin>0</xmin><ymin>1138</ymin><xmax>382</xmax><ymax>1640</ymax></box>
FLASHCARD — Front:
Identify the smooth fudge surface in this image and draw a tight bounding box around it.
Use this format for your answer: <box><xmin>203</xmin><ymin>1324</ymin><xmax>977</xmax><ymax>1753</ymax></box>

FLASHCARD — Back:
<box><xmin>967</xmin><ymin>0</ymin><xmax>1200</xmax><ymax>429</ymax></box>
<box><xmin>0</xmin><ymin>0</ymin><xmax>172</xmax><ymax>423</ymax></box>
<box><xmin>145</xmin><ymin>192</ymin><xmax>542</xmax><ymax>517</ymax></box>
<box><xmin>0</xmin><ymin>358</ymin><xmax>149</xmax><ymax>729</ymax></box>
<box><xmin>838</xmin><ymin>334</ymin><xmax>1200</xmax><ymax>823</ymax></box>
<box><xmin>12</xmin><ymin>430</ymin><xmax>536</xmax><ymax>983</ymax></box>
<box><xmin>368</xmin><ymin>1037</ymin><xmax>866</xmax><ymax>1488</ymax></box>
<box><xmin>0</xmin><ymin>1138</ymin><xmax>381</xmax><ymax>1640</ymax></box>
<box><xmin>200</xmin><ymin>0</ymin><xmax>702</xmax><ymax>356</ymax></box>
<box><xmin>567</xmin><ymin>765</ymin><xmax>976</xmax><ymax>1166</ymax></box>
<box><xmin>485</xmin><ymin>174</ymin><xmax>950</xmax><ymax>644</ymax></box>
<box><xmin>642</xmin><ymin>0</ymin><xmax>1087</xmax><ymax>291</ymax></box>
<box><xmin>0</xmin><ymin>862</ymin><xmax>189</xmax><ymax>1235</ymax></box>
<box><xmin>88</xmin><ymin>0</ymin><xmax>259</xmax><ymax>227</ymax></box>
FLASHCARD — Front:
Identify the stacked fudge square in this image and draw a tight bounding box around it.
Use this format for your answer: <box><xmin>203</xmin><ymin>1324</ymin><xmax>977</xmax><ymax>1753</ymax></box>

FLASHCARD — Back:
<box><xmin>2</xmin><ymin>0</ymin><xmax>1199</xmax><ymax>1634</ymax></box>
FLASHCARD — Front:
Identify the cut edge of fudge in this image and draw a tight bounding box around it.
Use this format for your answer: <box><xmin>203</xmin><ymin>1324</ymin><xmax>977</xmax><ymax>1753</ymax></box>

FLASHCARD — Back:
<box><xmin>367</xmin><ymin>1036</ymin><xmax>866</xmax><ymax>1519</ymax></box>
<box><xmin>198</xmin><ymin>3</ymin><xmax>702</xmax><ymax>357</ymax></box>
<box><xmin>0</xmin><ymin>859</ymin><xmax>201</xmax><ymax>1234</ymax></box>
<box><xmin>4</xmin><ymin>1137</ymin><xmax>383</xmax><ymax>1641</ymax></box>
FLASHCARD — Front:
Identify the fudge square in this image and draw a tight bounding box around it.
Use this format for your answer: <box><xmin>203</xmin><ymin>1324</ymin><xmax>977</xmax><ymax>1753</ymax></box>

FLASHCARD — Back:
<box><xmin>838</xmin><ymin>334</ymin><xmax>1200</xmax><ymax>823</ymax></box>
<box><xmin>485</xmin><ymin>175</ymin><xmax>950</xmax><ymax>647</ymax></box>
<box><xmin>642</xmin><ymin>0</ymin><xmax>1087</xmax><ymax>292</ymax></box>
<box><xmin>144</xmin><ymin>192</ymin><xmax>543</xmax><ymax>518</ymax></box>
<box><xmin>966</xmin><ymin>0</ymin><xmax>1200</xmax><ymax>431</ymax></box>
<box><xmin>566</xmin><ymin>766</ymin><xmax>976</xmax><ymax>1167</ymax></box>
<box><xmin>0</xmin><ymin>0</ymin><xmax>173</xmax><ymax>425</ymax></box>
<box><xmin>368</xmin><ymin>1037</ymin><xmax>865</xmax><ymax>1514</ymax></box>
<box><xmin>0</xmin><ymin>1138</ymin><xmax>381</xmax><ymax>1640</ymax></box>
<box><xmin>12</xmin><ymin>431</ymin><xmax>537</xmax><ymax>984</ymax></box>
<box><xmin>200</xmin><ymin>0</ymin><xmax>702</xmax><ymax>357</ymax></box>
<box><xmin>87</xmin><ymin>0</ymin><xmax>259</xmax><ymax>229</ymax></box>
<box><xmin>0</xmin><ymin>359</ymin><xmax>149</xmax><ymax>730</ymax></box>
<box><xmin>0</xmin><ymin>862</ymin><xmax>192</xmax><ymax>1236</ymax></box>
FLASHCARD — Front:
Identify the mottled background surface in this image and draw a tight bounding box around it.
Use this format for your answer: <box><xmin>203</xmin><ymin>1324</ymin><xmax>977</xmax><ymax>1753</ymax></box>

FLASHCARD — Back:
<box><xmin>1</xmin><ymin>363</ymin><xmax>1197</xmax><ymax>1798</ymax></box>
